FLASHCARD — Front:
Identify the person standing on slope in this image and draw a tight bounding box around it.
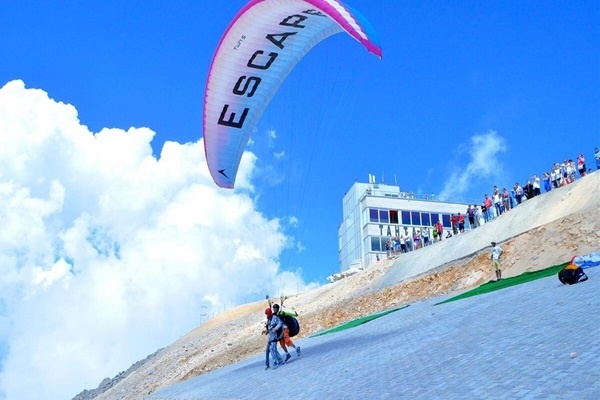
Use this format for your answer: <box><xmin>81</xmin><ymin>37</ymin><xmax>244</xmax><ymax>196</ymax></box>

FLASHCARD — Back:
<box><xmin>272</xmin><ymin>304</ymin><xmax>301</xmax><ymax>362</ymax></box>
<box><xmin>466</xmin><ymin>205</ymin><xmax>476</xmax><ymax>229</ymax></box>
<box><xmin>457</xmin><ymin>213</ymin><xmax>465</xmax><ymax>233</ymax></box>
<box><xmin>264</xmin><ymin>308</ymin><xmax>284</xmax><ymax>370</ymax></box>
<box><xmin>576</xmin><ymin>154</ymin><xmax>586</xmax><ymax>178</ymax></box>
<box><xmin>491</xmin><ymin>242</ymin><xmax>503</xmax><ymax>282</ymax></box>
<box><xmin>436</xmin><ymin>220</ymin><xmax>444</xmax><ymax>241</ymax></box>
<box><xmin>450</xmin><ymin>214</ymin><xmax>457</xmax><ymax>235</ymax></box>
<box><xmin>421</xmin><ymin>226</ymin><xmax>430</xmax><ymax>247</ymax></box>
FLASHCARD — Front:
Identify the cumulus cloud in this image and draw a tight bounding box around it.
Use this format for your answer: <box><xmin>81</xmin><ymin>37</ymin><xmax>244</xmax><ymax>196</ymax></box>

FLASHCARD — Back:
<box><xmin>438</xmin><ymin>130</ymin><xmax>508</xmax><ymax>198</ymax></box>
<box><xmin>0</xmin><ymin>80</ymin><xmax>313</xmax><ymax>400</ymax></box>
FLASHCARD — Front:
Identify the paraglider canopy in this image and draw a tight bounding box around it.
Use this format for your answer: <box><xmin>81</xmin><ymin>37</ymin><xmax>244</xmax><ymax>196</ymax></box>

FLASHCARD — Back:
<box><xmin>203</xmin><ymin>0</ymin><xmax>382</xmax><ymax>188</ymax></box>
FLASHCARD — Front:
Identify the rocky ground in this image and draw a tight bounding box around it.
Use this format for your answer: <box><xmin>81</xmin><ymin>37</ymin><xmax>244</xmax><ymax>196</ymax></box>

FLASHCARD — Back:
<box><xmin>75</xmin><ymin>172</ymin><xmax>600</xmax><ymax>400</ymax></box>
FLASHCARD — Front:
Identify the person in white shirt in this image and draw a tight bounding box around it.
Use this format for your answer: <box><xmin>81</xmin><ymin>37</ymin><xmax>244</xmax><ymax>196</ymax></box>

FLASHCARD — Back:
<box><xmin>551</xmin><ymin>166</ymin><xmax>560</xmax><ymax>188</ymax></box>
<box><xmin>532</xmin><ymin>175</ymin><xmax>541</xmax><ymax>197</ymax></box>
<box><xmin>421</xmin><ymin>227</ymin><xmax>430</xmax><ymax>246</ymax></box>
<box><xmin>491</xmin><ymin>242</ymin><xmax>503</xmax><ymax>282</ymax></box>
<box><xmin>492</xmin><ymin>188</ymin><xmax>502</xmax><ymax>217</ymax></box>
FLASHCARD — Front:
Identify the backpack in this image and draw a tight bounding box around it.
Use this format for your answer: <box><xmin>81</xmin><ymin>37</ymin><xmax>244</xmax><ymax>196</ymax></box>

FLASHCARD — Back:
<box><xmin>280</xmin><ymin>315</ymin><xmax>300</xmax><ymax>337</ymax></box>
<box><xmin>558</xmin><ymin>264</ymin><xmax>588</xmax><ymax>285</ymax></box>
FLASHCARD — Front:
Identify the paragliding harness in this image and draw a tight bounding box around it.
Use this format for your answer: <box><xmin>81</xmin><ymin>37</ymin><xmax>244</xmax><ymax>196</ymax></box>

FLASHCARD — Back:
<box><xmin>280</xmin><ymin>314</ymin><xmax>300</xmax><ymax>337</ymax></box>
<box><xmin>265</xmin><ymin>294</ymin><xmax>300</xmax><ymax>338</ymax></box>
<box><xmin>264</xmin><ymin>318</ymin><xmax>284</xmax><ymax>343</ymax></box>
<box><xmin>270</xmin><ymin>324</ymin><xmax>284</xmax><ymax>342</ymax></box>
<box><xmin>558</xmin><ymin>262</ymin><xmax>588</xmax><ymax>285</ymax></box>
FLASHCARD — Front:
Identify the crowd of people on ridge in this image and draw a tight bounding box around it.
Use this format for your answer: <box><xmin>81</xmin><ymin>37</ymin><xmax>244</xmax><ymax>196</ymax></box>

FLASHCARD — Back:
<box><xmin>385</xmin><ymin>148</ymin><xmax>600</xmax><ymax>258</ymax></box>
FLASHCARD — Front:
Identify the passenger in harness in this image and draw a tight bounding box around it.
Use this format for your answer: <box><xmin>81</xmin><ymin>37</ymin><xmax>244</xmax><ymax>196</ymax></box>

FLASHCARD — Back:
<box><xmin>272</xmin><ymin>304</ymin><xmax>301</xmax><ymax>362</ymax></box>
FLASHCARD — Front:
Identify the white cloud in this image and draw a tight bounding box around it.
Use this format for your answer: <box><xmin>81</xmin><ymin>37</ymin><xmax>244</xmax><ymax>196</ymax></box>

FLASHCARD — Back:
<box><xmin>273</xmin><ymin>150</ymin><xmax>286</xmax><ymax>160</ymax></box>
<box><xmin>0</xmin><ymin>80</ymin><xmax>313</xmax><ymax>400</ymax></box>
<box><xmin>286</xmin><ymin>216</ymin><xmax>299</xmax><ymax>228</ymax></box>
<box><xmin>438</xmin><ymin>130</ymin><xmax>508</xmax><ymax>198</ymax></box>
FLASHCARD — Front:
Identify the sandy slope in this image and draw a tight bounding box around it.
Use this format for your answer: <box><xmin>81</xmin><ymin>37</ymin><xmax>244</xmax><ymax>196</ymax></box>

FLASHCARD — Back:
<box><xmin>87</xmin><ymin>172</ymin><xmax>600</xmax><ymax>400</ymax></box>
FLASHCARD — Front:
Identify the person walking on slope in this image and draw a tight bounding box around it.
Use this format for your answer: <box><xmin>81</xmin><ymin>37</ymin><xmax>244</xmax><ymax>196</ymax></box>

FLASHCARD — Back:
<box><xmin>264</xmin><ymin>308</ymin><xmax>284</xmax><ymax>370</ymax></box>
<box><xmin>272</xmin><ymin>304</ymin><xmax>301</xmax><ymax>362</ymax></box>
<box><xmin>491</xmin><ymin>242</ymin><xmax>503</xmax><ymax>282</ymax></box>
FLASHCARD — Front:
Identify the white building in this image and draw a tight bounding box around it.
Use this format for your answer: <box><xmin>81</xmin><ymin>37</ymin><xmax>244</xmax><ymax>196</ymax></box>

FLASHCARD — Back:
<box><xmin>338</xmin><ymin>177</ymin><xmax>474</xmax><ymax>272</ymax></box>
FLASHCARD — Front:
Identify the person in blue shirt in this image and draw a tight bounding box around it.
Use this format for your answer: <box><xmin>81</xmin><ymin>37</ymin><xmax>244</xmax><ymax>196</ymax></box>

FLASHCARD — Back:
<box><xmin>264</xmin><ymin>308</ymin><xmax>284</xmax><ymax>370</ymax></box>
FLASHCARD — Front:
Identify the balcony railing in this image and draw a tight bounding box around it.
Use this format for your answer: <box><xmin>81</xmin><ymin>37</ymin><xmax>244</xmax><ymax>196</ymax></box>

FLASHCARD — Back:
<box><xmin>362</xmin><ymin>188</ymin><xmax>477</xmax><ymax>205</ymax></box>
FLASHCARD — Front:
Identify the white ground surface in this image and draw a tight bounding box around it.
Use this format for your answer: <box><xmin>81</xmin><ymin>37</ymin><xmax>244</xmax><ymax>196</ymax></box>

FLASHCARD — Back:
<box><xmin>91</xmin><ymin>172</ymin><xmax>600</xmax><ymax>400</ymax></box>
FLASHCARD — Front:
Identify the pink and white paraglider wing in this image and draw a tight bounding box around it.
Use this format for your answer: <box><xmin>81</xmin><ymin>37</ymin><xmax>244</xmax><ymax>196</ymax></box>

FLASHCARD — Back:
<box><xmin>203</xmin><ymin>0</ymin><xmax>382</xmax><ymax>188</ymax></box>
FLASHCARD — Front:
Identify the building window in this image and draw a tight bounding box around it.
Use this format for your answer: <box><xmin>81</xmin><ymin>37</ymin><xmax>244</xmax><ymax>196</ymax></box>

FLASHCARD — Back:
<box><xmin>401</xmin><ymin>211</ymin><xmax>411</xmax><ymax>225</ymax></box>
<box><xmin>442</xmin><ymin>213</ymin><xmax>451</xmax><ymax>228</ymax></box>
<box><xmin>379</xmin><ymin>210</ymin><xmax>389</xmax><ymax>223</ymax></box>
<box><xmin>369</xmin><ymin>208</ymin><xmax>379</xmax><ymax>222</ymax></box>
<box><xmin>411</xmin><ymin>211</ymin><xmax>421</xmax><ymax>226</ymax></box>
<box><xmin>370</xmin><ymin>236</ymin><xmax>382</xmax><ymax>251</ymax></box>
<box><xmin>389</xmin><ymin>210</ymin><xmax>399</xmax><ymax>224</ymax></box>
<box><xmin>369</xmin><ymin>209</ymin><xmax>462</xmax><ymax>230</ymax></box>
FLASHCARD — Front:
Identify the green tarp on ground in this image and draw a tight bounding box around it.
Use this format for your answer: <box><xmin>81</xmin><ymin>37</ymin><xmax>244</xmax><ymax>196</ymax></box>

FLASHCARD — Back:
<box><xmin>310</xmin><ymin>261</ymin><xmax>570</xmax><ymax>337</ymax></box>
<box><xmin>311</xmin><ymin>305</ymin><xmax>410</xmax><ymax>338</ymax></box>
<box><xmin>435</xmin><ymin>261</ymin><xmax>569</xmax><ymax>305</ymax></box>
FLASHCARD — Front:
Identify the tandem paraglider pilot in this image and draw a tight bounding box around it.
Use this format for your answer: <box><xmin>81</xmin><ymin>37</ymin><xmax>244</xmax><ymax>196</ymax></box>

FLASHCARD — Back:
<box><xmin>264</xmin><ymin>307</ymin><xmax>284</xmax><ymax>370</ymax></box>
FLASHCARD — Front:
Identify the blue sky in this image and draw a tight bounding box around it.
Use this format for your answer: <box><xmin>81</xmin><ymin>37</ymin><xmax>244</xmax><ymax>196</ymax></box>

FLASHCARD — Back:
<box><xmin>1</xmin><ymin>1</ymin><xmax>599</xmax><ymax>399</ymax></box>
<box><xmin>2</xmin><ymin>1</ymin><xmax>599</xmax><ymax>280</ymax></box>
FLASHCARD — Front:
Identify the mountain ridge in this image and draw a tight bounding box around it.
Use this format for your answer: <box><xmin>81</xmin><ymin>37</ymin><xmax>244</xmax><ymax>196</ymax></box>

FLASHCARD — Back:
<box><xmin>77</xmin><ymin>172</ymin><xmax>600</xmax><ymax>400</ymax></box>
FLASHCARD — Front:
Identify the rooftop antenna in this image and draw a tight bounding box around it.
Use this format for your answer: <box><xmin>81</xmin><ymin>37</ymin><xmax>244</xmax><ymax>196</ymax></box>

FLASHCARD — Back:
<box><xmin>394</xmin><ymin>174</ymin><xmax>397</xmax><ymax>186</ymax></box>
